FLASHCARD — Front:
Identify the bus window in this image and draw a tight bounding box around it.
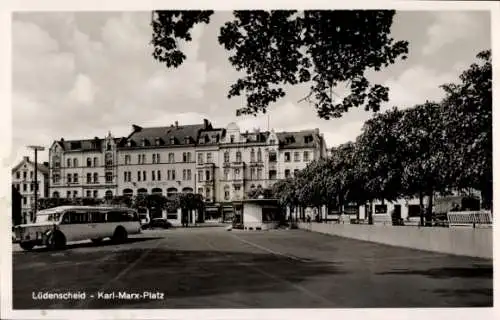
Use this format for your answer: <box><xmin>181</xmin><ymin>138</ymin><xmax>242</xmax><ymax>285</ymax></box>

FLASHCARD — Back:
<box><xmin>61</xmin><ymin>212</ymin><xmax>71</xmax><ymax>224</ymax></box>
<box><xmin>126</xmin><ymin>211</ymin><xmax>140</xmax><ymax>222</ymax></box>
<box><xmin>90</xmin><ymin>211</ymin><xmax>106</xmax><ymax>223</ymax></box>
<box><xmin>107</xmin><ymin>211</ymin><xmax>125</xmax><ymax>222</ymax></box>
<box><xmin>70</xmin><ymin>211</ymin><xmax>90</xmax><ymax>224</ymax></box>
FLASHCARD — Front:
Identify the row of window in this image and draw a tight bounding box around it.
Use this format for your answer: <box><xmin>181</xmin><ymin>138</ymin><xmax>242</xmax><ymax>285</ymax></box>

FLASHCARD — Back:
<box><xmin>51</xmin><ymin>150</ymin><xmax>311</xmax><ymax>169</ymax></box>
<box><xmin>14</xmin><ymin>170</ymin><xmax>35</xmax><ymax>180</ymax></box>
<box><xmin>123</xmin><ymin>169</ymin><xmax>193</xmax><ymax>182</ymax></box>
<box><xmin>52</xmin><ymin>190</ymin><xmax>113</xmax><ymax>199</ymax></box>
<box><xmin>59</xmin><ymin>210</ymin><xmax>138</xmax><ymax>224</ymax></box>
<box><xmin>222</xmin><ymin>184</ymin><xmax>243</xmax><ymax>201</ymax></box>
<box><xmin>14</xmin><ymin>182</ymin><xmax>40</xmax><ymax>193</ymax></box>
<box><xmin>51</xmin><ymin>173</ymin><xmax>114</xmax><ymax>184</ymax></box>
<box><xmin>124</xmin><ymin>152</ymin><xmax>193</xmax><ymax>165</ymax></box>
<box><xmin>197</xmin><ymin>152</ymin><xmax>214</xmax><ymax>164</ymax></box>
<box><xmin>221</xmin><ymin>150</ymin><xmax>310</xmax><ymax>163</ymax></box>
<box><xmin>220</xmin><ymin>168</ymin><xmax>299</xmax><ymax>180</ymax></box>
<box><xmin>52</xmin><ymin>155</ymin><xmax>114</xmax><ymax>168</ymax></box>
<box><xmin>50</xmin><ymin>167</ymin><xmax>299</xmax><ymax>185</ymax></box>
<box><xmin>284</xmin><ymin>151</ymin><xmax>310</xmax><ymax>162</ymax></box>
<box><xmin>21</xmin><ymin>196</ymin><xmax>32</xmax><ymax>206</ymax></box>
<box><xmin>197</xmin><ymin>187</ymin><xmax>212</xmax><ymax>200</ymax></box>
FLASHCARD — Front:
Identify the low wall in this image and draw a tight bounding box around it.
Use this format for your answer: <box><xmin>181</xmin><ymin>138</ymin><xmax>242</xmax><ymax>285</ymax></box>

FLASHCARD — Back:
<box><xmin>298</xmin><ymin>223</ymin><xmax>493</xmax><ymax>259</ymax></box>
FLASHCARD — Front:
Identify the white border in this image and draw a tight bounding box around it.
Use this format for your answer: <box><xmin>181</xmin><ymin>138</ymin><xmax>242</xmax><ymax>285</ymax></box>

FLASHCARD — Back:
<box><xmin>1</xmin><ymin>1</ymin><xmax>499</xmax><ymax>320</ymax></box>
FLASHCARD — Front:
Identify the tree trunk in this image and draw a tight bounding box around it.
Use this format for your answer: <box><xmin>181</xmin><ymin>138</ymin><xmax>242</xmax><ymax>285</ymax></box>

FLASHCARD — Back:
<box><xmin>368</xmin><ymin>200</ymin><xmax>373</xmax><ymax>225</ymax></box>
<box><xmin>481</xmin><ymin>181</ymin><xmax>493</xmax><ymax>211</ymax></box>
<box><xmin>426</xmin><ymin>189</ymin><xmax>434</xmax><ymax>227</ymax></box>
<box><xmin>419</xmin><ymin>191</ymin><xmax>425</xmax><ymax>226</ymax></box>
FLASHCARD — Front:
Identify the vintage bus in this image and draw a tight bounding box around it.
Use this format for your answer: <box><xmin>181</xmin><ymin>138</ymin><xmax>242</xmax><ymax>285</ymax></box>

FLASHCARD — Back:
<box><xmin>13</xmin><ymin>206</ymin><xmax>142</xmax><ymax>251</ymax></box>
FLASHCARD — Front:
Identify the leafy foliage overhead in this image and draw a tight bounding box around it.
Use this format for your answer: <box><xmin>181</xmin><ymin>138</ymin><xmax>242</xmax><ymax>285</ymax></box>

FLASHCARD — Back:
<box><xmin>269</xmin><ymin>49</ymin><xmax>492</xmax><ymax>218</ymax></box>
<box><xmin>151</xmin><ymin>10</ymin><xmax>408</xmax><ymax>119</ymax></box>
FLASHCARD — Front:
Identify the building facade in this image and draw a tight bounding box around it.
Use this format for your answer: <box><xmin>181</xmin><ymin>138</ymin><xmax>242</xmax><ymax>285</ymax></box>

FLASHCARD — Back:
<box><xmin>11</xmin><ymin>156</ymin><xmax>49</xmax><ymax>223</ymax></box>
<box><xmin>48</xmin><ymin>133</ymin><xmax>120</xmax><ymax>200</ymax></box>
<box><xmin>47</xmin><ymin>119</ymin><xmax>327</xmax><ymax>223</ymax></box>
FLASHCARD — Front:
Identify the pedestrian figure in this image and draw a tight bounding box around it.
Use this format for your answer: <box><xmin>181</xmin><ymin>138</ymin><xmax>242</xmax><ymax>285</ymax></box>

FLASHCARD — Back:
<box><xmin>181</xmin><ymin>212</ymin><xmax>188</xmax><ymax>228</ymax></box>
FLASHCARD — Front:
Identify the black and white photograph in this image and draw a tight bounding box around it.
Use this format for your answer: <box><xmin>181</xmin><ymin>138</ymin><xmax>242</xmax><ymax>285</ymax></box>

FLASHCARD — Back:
<box><xmin>0</xmin><ymin>1</ymin><xmax>497</xmax><ymax>319</ymax></box>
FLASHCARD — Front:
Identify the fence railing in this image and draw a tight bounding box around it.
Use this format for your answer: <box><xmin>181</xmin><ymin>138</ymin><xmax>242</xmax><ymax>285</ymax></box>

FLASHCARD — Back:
<box><xmin>447</xmin><ymin>211</ymin><xmax>492</xmax><ymax>228</ymax></box>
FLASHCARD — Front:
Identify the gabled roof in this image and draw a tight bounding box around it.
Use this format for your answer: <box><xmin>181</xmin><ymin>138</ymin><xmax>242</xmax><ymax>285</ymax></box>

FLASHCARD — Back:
<box><xmin>276</xmin><ymin>129</ymin><xmax>322</xmax><ymax>149</ymax></box>
<box><xmin>12</xmin><ymin>157</ymin><xmax>49</xmax><ymax>175</ymax></box>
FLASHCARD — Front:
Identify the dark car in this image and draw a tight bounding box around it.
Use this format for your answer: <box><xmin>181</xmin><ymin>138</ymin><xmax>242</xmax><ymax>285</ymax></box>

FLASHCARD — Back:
<box><xmin>147</xmin><ymin>218</ymin><xmax>172</xmax><ymax>229</ymax></box>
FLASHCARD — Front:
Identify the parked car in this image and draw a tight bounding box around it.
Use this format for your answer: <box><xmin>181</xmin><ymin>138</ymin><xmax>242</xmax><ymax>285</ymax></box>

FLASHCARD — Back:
<box><xmin>144</xmin><ymin>218</ymin><xmax>172</xmax><ymax>229</ymax></box>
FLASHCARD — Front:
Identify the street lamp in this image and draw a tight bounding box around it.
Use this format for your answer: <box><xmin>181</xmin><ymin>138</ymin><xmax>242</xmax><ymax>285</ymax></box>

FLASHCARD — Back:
<box><xmin>27</xmin><ymin>145</ymin><xmax>45</xmax><ymax>217</ymax></box>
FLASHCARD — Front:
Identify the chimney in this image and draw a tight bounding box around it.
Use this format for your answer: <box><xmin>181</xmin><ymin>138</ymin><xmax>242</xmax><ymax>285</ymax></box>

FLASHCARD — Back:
<box><xmin>23</xmin><ymin>156</ymin><xmax>29</xmax><ymax>162</ymax></box>
<box><xmin>175</xmin><ymin>121</ymin><xmax>179</xmax><ymax>128</ymax></box>
<box><xmin>203</xmin><ymin>119</ymin><xmax>210</xmax><ymax>129</ymax></box>
<box><xmin>132</xmin><ymin>124</ymin><xmax>142</xmax><ymax>132</ymax></box>
<box><xmin>60</xmin><ymin>138</ymin><xmax>64</xmax><ymax>142</ymax></box>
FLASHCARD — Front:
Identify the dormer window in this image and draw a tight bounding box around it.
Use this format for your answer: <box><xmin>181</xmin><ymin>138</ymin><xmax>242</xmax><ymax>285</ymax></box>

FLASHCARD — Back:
<box><xmin>269</xmin><ymin>139</ymin><xmax>276</xmax><ymax>145</ymax></box>
<box><xmin>230</xmin><ymin>135</ymin><xmax>235</xmax><ymax>143</ymax></box>
<box><xmin>170</xmin><ymin>137</ymin><xmax>176</xmax><ymax>145</ymax></box>
<box><xmin>155</xmin><ymin>137</ymin><xmax>161</xmax><ymax>146</ymax></box>
<box><xmin>184</xmin><ymin>136</ymin><xmax>191</xmax><ymax>144</ymax></box>
<box><xmin>127</xmin><ymin>140</ymin><xmax>132</xmax><ymax>147</ymax></box>
<box><xmin>141</xmin><ymin>139</ymin><xmax>147</xmax><ymax>147</ymax></box>
<box><xmin>205</xmin><ymin>135</ymin><xmax>210</xmax><ymax>143</ymax></box>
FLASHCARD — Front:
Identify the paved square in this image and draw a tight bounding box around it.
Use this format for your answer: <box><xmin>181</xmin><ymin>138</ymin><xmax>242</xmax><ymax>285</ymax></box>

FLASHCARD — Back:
<box><xmin>12</xmin><ymin>228</ymin><xmax>493</xmax><ymax>308</ymax></box>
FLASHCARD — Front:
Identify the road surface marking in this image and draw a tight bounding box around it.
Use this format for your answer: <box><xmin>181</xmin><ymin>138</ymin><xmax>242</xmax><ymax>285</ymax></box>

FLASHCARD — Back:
<box><xmin>73</xmin><ymin>238</ymin><xmax>166</xmax><ymax>308</ymax></box>
<box><xmin>229</xmin><ymin>233</ymin><xmax>308</xmax><ymax>263</ymax></box>
<box><xmin>196</xmin><ymin>234</ymin><xmax>335</xmax><ymax>307</ymax></box>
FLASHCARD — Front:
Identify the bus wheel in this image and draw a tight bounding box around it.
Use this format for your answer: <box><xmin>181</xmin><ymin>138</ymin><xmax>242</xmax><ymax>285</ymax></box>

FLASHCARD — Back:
<box><xmin>47</xmin><ymin>231</ymin><xmax>66</xmax><ymax>250</ymax></box>
<box><xmin>112</xmin><ymin>227</ymin><xmax>128</xmax><ymax>244</ymax></box>
<box><xmin>91</xmin><ymin>238</ymin><xmax>103</xmax><ymax>244</ymax></box>
<box><xmin>20</xmin><ymin>242</ymin><xmax>34</xmax><ymax>251</ymax></box>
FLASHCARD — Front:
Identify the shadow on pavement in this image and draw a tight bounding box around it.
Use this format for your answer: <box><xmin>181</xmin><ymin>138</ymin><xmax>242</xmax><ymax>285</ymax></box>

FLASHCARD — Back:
<box><xmin>22</xmin><ymin>237</ymin><xmax>164</xmax><ymax>253</ymax></box>
<box><xmin>14</xmin><ymin>247</ymin><xmax>345</xmax><ymax>309</ymax></box>
<box><xmin>377</xmin><ymin>266</ymin><xmax>493</xmax><ymax>279</ymax></box>
<box><xmin>431</xmin><ymin>288</ymin><xmax>493</xmax><ymax>298</ymax></box>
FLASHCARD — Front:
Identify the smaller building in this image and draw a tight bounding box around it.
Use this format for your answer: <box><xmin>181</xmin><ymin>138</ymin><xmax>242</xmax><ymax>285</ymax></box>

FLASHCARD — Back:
<box><xmin>12</xmin><ymin>156</ymin><xmax>49</xmax><ymax>224</ymax></box>
<box><xmin>235</xmin><ymin>199</ymin><xmax>281</xmax><ymax>230</ymax></box>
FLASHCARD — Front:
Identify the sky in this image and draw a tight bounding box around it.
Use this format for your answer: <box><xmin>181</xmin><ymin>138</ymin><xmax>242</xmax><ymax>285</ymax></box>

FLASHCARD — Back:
<box><xmin>10</xmin><ymin>9</ymin><xmax>491</xmax><ymax>165</ymax></box>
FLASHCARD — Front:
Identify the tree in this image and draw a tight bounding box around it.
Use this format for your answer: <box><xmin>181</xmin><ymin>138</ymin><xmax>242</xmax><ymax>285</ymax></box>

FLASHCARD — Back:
<box><xmin>328</xmin><ymin>142</ymin><xmax>364</xmax><ymax>212</ymax></box>
<box><xmin>175</xmin><ymin>193</ymin><xmax>205</xmax><ymax>224</ymax></box>
<box><xmin>38</xmin><ymin>197</ymin><xmax>105</xmax><ymax>210</ymax></box>
<box><xmin>397</xmin><ymin>101</ymin><xmax>450</xmax><ymax>226</ymax></box>
<box><xmin>294</xmin><ymin>158</ymin><xmax>333</xmax><ymax>210</ymax></box>
<box><xmin>247</xmin><ymin>186</ymin><xmax>274</xmax><ymax>199</ymax></box>
<box><xmin>108</xmin><ymin>195</ymin><xmax>133</xmax><ymax>207</ymax></box>
<box><xmin>440</xmin><ymin>50</ymin><xmax>492</xmax><ymax>209</ymax></box>
<box><xmin>356</xmin><ymin>107</ymin><xmax>406</xmax><ymax>203</ymax></box>
<box><xmin>151</xmin><ymin>10</ymin><xmax>408</xmax><ymax>119</ymax></box>
<box><xmin>271</xmin><ymin>178</ymin><xmax>299</xmax><ymax>221</ymax></box>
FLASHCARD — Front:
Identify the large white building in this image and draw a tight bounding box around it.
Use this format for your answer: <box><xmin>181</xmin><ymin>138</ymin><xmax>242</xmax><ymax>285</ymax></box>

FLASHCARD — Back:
<box><xmin>48</xmin><ymin>119</ymin><xmax>327</xmax><ymax>223</ymax></box>
<box><xmin>11</xmin><ymin>156</ymin><xmax>49</xmax><ymax>223</ymax></box>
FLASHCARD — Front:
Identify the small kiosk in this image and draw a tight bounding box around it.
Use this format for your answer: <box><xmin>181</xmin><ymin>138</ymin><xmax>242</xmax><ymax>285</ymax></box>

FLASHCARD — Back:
<box><xmin>234</xmin><ymin>198</ymin><xmax>281</xmax><ymax>230</ymax></box>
